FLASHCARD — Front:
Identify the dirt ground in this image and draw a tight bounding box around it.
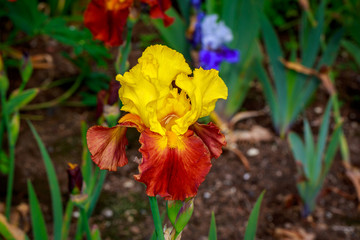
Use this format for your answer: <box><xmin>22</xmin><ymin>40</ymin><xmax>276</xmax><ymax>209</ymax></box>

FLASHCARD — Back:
<box><xmin>1</xmin><ymin>29</ymin><xmax>360</xmax><ymax>240</ymax></box>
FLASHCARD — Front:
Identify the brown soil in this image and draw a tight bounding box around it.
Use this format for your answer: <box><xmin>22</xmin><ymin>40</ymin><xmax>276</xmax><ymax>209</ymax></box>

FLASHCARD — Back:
<box><xmin>1</xmin><ymin>31</ymin><xmax>360</xmax><ymax>240</ymax></box>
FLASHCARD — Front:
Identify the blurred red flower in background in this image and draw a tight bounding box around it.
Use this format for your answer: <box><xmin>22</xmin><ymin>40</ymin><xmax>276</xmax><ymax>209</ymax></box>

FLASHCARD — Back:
<box><xmin>84</xmin><ymin>0</ymin><xmax>173</xmax><ymax>47</ymax></box>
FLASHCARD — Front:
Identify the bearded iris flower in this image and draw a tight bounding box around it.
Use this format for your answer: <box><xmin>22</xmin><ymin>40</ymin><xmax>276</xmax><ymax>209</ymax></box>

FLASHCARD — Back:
<box><xmin>190</xmin><ymin>13</ymin><xmax>239</xmax><ymax>70</ymax></box>
<box><xmin>84</xmin><ymin>0</ymin><xmax>173</xmax><ymax>47</ymax></box>
<box><xmin>87</xmin><ymin>45</ymin><xmax>227</xmax><ymax>200</ymax></box>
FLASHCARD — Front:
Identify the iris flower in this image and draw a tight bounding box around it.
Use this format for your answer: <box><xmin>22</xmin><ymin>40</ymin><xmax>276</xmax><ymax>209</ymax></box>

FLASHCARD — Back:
<box><xmin>87</xmin><ymin>45</ymin><xmax>227</xmax><ymax>200</ymax></box>
<box><xmin>196</xmin><ymin>14</ymin><xmax>240</xmax><ymax>70</ymax></box>
<box><xmin>84</xmin><ymin>0</ymin><xmax>173</xmax><ymax>47</ymax></box>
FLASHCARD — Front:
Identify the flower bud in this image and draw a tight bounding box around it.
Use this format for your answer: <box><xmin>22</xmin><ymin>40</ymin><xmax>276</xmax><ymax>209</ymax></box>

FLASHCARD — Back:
<box><xmin>167</xmin><ymin>198</ymin><xmax>194</xmax><ymax>235</ymax></box>
<box><xmin>67</xmin><ymin>163</ymin><xmax>83</xmax><ymax>195</ymax></box>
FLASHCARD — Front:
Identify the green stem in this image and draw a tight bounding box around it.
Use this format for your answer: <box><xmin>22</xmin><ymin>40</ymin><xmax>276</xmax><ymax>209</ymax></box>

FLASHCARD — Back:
<box><xmin>61</xmin><ymin>200</ymin><xmax>74</xmax><ymax>240</ymax></box>
<box><xmin>116</xmin><ymin>19</ymin><xmax>135</xmax><ymax>74</ymax></box>
<box><xmin>74</xmin><ymin>212</ymin><xmax>83</xmax><ymax>240</ymax></box>
<box><xmin>149</xmin><ymin>196</ymin><xmax>165</xmax><ymax>240</ymax></box>
<box><xmin>40</xmin><ymin>77</ymin><xmax>75</xmax><ymax>91</ymax></box>
<box><xmin>2</xmin><ymin>96</ymin><xmax>15</xmax><ymax>220</ymax></box>
<box><xmin>80</xmin><ymin>207</ymin><xmax>92</xmax><ymax>240</ymax></box>
<box><xmin>22</xmin><ymin>74</ymin><xmax>84</xmax><ymax>110</ymax></box>
<box><xmin>5</xmin><ymin>138</ymin><xmax>15</xmax><ymax>220</ymax></box>
<box><xmin>87</xmin><ymin>169</ymin><xmax>107</xmax><ymax>218</ymax></box>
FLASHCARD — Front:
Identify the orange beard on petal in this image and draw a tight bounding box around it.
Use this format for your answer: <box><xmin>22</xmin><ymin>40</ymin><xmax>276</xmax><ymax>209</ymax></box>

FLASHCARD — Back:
<box><xmin>84</xmin><ymin>0</ymin><xmax>129</xmax><ymax>47</ymax></box>
<box><xmin>135</xmin><ymin>129</ymin><xmax>212</xmax><ymax>200</ymax></box>
<box><xmin>190</xmin><ymin>122</ymin><xmax>226</xmax><ymax>159</ymax></box>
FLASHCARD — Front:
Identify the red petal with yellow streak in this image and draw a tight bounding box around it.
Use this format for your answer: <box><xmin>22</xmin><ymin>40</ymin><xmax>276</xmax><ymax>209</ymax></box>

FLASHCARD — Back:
<box><xmin>84</xmin><ymin>0</ymin><xmax>129</xmax><ymax>47</ymax></box>
<box><xmin>135</xmin><ymin>129</ymin><xmax>212</xmax><ymax>200</ymax></box>
<box><xmin>87</xmin><ymin>114</ymin><xmax>145</xmax><ymax>171</ymax></box>
<box><xmin>191</xmin><ymin>122</ymin><xmax>226</xmax><ymax>159</ymax></box>
<box><xmin>87</xmin><ymin>125</ymin><xmax>128</xmax><ymax>171</ymax></box>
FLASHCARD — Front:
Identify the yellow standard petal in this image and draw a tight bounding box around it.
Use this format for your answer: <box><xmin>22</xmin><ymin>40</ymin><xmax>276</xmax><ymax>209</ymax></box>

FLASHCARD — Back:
<box><xmin>138</xmin><ymin>45</ymin><xmax>192</xmax><ymax>93</ymax></box>
<box><xmin>117</xmin><ymin>64</ymin><xmax>158</xmax><ymax>128</ymax></box>
<box><xmin>116</xmin><ymin>45</ymin><xmax>193</xmax><ymax>135</ymax></box>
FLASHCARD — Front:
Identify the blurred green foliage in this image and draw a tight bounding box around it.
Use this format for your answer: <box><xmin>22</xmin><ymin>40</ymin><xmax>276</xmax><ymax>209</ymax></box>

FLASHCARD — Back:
<box><xmin>288</xmin><ymin>100</ymin><xmax>342</xmax><ymax>216</ymax></box>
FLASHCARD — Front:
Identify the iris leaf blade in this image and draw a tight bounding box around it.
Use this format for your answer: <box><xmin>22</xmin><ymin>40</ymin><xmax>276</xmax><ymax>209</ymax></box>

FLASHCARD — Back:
<box><xmin>27</xmin><ymin>181</ymin><xmax>49</xmax><ymax>240</ymax></box>
<box><xmin>244</xmin><ymin>190</ymin><xmax>265</xmax><ymax>240</ymax></box>
<box><xmin>28</xmin><ymin>121</ymin><xmax>62</xmax><ymax>240</ymax></box>
<box><xmin>208</xmin><ymin>212</ymin><xmax>217</xmax><ymax>240</ymax></box>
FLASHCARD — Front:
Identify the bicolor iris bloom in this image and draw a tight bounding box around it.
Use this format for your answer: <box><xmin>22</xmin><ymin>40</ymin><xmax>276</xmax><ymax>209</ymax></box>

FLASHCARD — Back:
<box><xmin>87</xmin><ymin>45</ymin><xmax>227</xmax><ymax>200</ymax></box>
<box><xmin>84</xmin><ymin>0</ymin><xmax>173</xmax><ymax>47</ymax></box>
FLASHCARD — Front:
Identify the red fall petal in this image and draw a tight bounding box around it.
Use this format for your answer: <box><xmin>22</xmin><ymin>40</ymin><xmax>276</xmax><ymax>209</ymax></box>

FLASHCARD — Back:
<box><xmin>87</xmin><ymin>125</ymin><xmax>128</xmax><ymax>171</ymax></box>
<box><xmin>142</xmin><ymin>0</ymin><xmax>174</xmax><ymax>26</ymax></box>
<box><xmin>135</xmin><ymin>129</ymin><xmax>212</xmax><ymax>200</ymax></box>
<box><xmin>84</xmin><ymin>0</ymin><xmax>129</xmax><ymax>47</ymax></box>
<box><xmin>191</xmin><ymin>122</ymin><xmax>226</xmax><ymax>159</ymax></box>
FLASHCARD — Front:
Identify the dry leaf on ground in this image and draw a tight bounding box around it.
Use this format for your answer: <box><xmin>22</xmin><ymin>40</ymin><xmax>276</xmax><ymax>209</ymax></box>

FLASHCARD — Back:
<box><xmin>230</xmin><ymin>125</ymin><xmax>273</xmax><ymax>143</ymax></box>
<box><xmin>274</xmin><ymin>227</ymin><xmax>315</xmax><ymax>240</ymax></box>
<box><xmin>280</xmin><ymin>58</ymin><xmax>335</xmax><ymax>95</ymax></box>
<box><xmin>0</xmin><ymin>213</ymin><xmax>26</xmax><ymax>240</ymax></box>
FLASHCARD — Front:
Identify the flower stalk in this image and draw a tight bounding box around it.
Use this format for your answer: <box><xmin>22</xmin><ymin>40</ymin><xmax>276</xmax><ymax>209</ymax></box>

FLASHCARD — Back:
<box><xmin>149</xmin><ymin>196</ymin><xmax>165</xmax><ymax>240</ymax></box>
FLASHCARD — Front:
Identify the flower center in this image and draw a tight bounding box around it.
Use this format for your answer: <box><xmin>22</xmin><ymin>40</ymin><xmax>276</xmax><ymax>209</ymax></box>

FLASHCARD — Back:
<box><xmin>155</xmin><ymin>88</ymin><xmax>191</xmax><ymax>135</ymax></box>
<box><xmin>160</xmin><ymin>114</ymin><xmax>179</xmax><ymax>131</ymax></box>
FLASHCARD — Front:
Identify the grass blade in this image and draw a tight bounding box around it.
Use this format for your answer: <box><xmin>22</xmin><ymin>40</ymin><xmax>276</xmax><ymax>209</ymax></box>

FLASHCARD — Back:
<box><xmin>244</xmin><ymin>190</ymin><xmax>265</xmax><ymax>240</ymax></box>
<box><xmin>304</xmin><ymin>120</ymin><xmax>315</xmax><ymax>182</ymax></box>
<box><xmin>175</xmin><ymin>0</ymin><xmax>190</xmax><ymax>24</ymax></box>
<box><xmin>323</xmin><ymin>124</ymin><xmax>342</xmax><ymax>176</ymax></box>
<box><xmin>288</xmin><ymin>133</ymin><xmax>307</xmax><ymax>175</ymax></box>
<box><xmin>91</xmin><ymin>227</ymin><xmax>102</xmax><ymax>240</ymax></box>
<box><xmin>342</xmin><ymin>39</ymin><xmax>360</xmax><ymax>68</ymax></box>
<box><xmin>315</xmin><ymin>100</ymin><xmax>332</xmax><ymax>180</ymax></box>
<box><xmin>28</xmin><ymin>121</ymin><xmax>62</xmax><ymax>240</ymax></box>
<box><xmin>6</xmin><ymin>88</ymin><xmax>39</xmax><ymax>113</ymax></box>
<box><xmin>152</xmin><ymin>8</ymin><xmax>191</xmax><ymax>61</ymax></box>
<box><xmin>27</xmin><ymin>181</ymin><xmax>49</xmax><ymax>240</ymax></box>
<box><xmin>260</xmin><ymin>14</ymin><xmax>287</xmax><ymax>120</ymax></box>
<box><xmin>317</xmin><ymin>29</ymin><xmax>344</xmax><ymax>67</ymax></box>
<box><xmin>225</xmin><ymin>60</ymin><xmax>256</xmax><ymax>115</ymax></box>
<box><xmin>87</xmin><ymin>170</ymin><xmax>107</xmax><ymax>217</ymax></box>
<box><xmin>61</xmin><ymin>200</ymin><xmax>74</xmax><ymax>240</ymax></box>
<box><xmin>301</xmin><ymin>0</ymin><xmax>326</xmax><ymax>67</ymax></box>
<box><xmin>81</xmin><ymin>121</ymin><xmax>92</xmax><ymax>188</ymax></box>
<box><xmin>254</xmin><ymin>59</ymin><xmax>279</xmax><ymax>128</ymax></box>
<box><xmin>208</xmin><ymin>212</ymin><xmax>217</xmax><ymax>240</ymax></box>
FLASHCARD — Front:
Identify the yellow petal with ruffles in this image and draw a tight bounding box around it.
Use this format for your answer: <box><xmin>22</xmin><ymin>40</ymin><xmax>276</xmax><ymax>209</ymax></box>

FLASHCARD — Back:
<box><xmin>173</xmin><ymin>68</ymin><xmax>228</xmax><ymax>135</ymax></box>
<box><xmin>117</xmin><ymin>64</ymin><xmax>158</xmax><ymax>129</ymax></box>
<box><xmin>116</xmin><ymin>45</ymin><xmax>192</xmax><ymax>135</ymax></box>
<box><xmin>138</xmin><ymin>45</ymin><xmax>192</xmax><ymax>93</ymax></box>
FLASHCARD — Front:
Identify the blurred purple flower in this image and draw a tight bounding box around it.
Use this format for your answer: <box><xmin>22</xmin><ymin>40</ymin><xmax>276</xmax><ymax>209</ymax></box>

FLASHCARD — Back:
<box><xmin>191</xmin><ymin>11</ymin><xmax>205</xmax><ymax>47</ymax></box>
<box><xmin>191</xmin><ymin>0</ymin><xmax>202</xmax><ymax>9</ymax></box>
<box><xmin>199</xmin><ymin>46</ymin><xmax>239</xmax><ymax>70</ymax></box>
